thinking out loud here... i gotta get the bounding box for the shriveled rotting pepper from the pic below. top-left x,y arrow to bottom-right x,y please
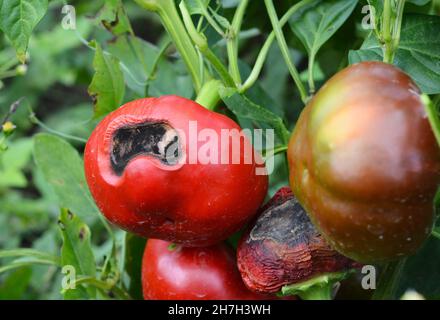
237,187 -> 359,299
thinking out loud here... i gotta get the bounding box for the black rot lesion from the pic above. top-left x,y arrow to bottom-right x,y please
249,196 -> 318,247
78,227 -> 87,241
110,121 -> 182,175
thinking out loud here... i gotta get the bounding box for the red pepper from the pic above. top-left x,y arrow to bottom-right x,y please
84,95 -> 268,246
142,239 -> 280,300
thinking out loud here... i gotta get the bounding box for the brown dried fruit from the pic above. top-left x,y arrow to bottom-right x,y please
237,187 -> 360,296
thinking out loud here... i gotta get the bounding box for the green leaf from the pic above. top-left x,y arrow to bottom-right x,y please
349,14 -> 440,94
367,0 -> 383,15
88,42 -> 125,118
19,17 -> 93,91
373,259 -> 407,300
0,248 -> 58,261
106,35 -> 158,96
433,226 -> 440,239
0,138 -> 33,188
209,7 -> 231,30
33,133 -> 101,224
0,267 -> 32,299
184,0 -> 210,15
0,0 -> 48,62
407,0 -> 431,5
98,0 -> 133,36
219,87 -> 290,145
123,233 -> 146,300
44,103 -> 96,145
289,0 -> 358,63
106,35 -> 193,98
58,209 -> 96,300
394,236 -> 440,299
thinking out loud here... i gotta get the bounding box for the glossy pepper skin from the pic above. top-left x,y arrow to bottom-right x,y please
288,62 -> 440,263
142,239 -> 277,300
84,95 -> 267,246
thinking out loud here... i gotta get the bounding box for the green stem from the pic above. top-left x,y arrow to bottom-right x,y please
264,0 -> 308,103
422,94 -> 440,147
382,0 -> 405,64
373,258 -> 407,300
135,0 -> 209,93
0,259 -> 59,274
29,111 -> 88,144
393,0 -> 406,51
263,145 -> 288,160
180,1 -> 236,88
227,0 -> 249,86
308,53 -> 316,94
202,4 -> 226,37
146,39 -> 172,95
71,276 -> 132,300
195,79 -> 222,110
241,0 -> 313,95
382,0 -> 393,63
203,48 -> 236,87
148,39 -> 172,81
0,249 -> 60,265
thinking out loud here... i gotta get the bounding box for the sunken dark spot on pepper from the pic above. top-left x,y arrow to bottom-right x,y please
110,121 -> 182,175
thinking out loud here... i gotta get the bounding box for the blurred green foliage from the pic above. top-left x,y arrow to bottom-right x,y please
0,0 -> 439,300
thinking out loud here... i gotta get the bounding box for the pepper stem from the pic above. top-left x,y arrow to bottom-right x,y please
195,80 -> 222,110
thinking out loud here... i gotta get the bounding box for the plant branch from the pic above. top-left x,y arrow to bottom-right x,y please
264,0 -> 308,103
393,0 -> 406,51
70,276 -> 132,300
263,145 -> 288,160
180,1 -> 236,88
227,0 -> 249,86
29,111 -> 88,144
382,0 -> 406,64
241,0 -> 313,94
201,3 -> 226,37
308,53 -> 317,94
135,0 -> 210,93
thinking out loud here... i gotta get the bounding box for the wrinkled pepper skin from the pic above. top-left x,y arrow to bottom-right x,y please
142,239 -> 277,300
85,96 -> 267,246
288,62 -> 440,263
237,187 -> 358,294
